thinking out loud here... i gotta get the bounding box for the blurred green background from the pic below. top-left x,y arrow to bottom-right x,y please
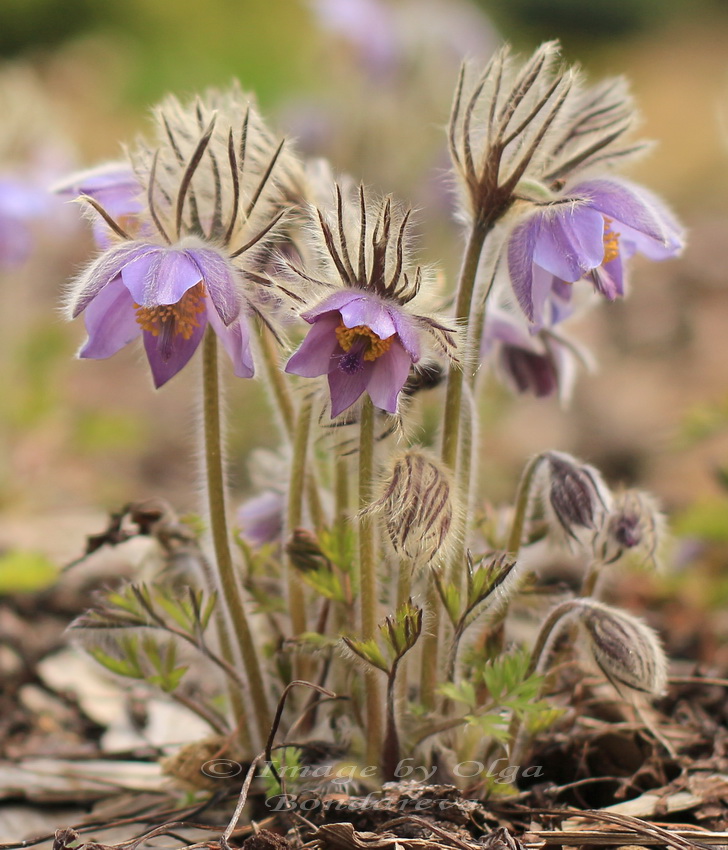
1,0 -> 728,572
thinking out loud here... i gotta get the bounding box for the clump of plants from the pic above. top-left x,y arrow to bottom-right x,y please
62,41 -> 683,819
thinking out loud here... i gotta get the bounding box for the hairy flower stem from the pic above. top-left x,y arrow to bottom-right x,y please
334,453 -> 353,626
441,218 -> 489,473
481,453 -> 548,660
508,453 -> 547,553
287,397 -> 314,680
257,323 -> 325,529
508,599 -> 579,765
581,560 -> 602,598
202,329 -> 272,747
382,665 -> 402,780
395,559 -> 413,706
359,396 -> 384,766
420,219 -> 489,708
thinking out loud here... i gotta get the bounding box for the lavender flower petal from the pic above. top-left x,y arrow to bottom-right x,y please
70,241 -> 159,318
508,217 -> 544,323
285,313 -> 343,377
143,316 -> 207,388
367,340 -> 412,412
121,248 -> 204,306
572,178 -> 674,247
188,247 -> 240,326
328,360 -> 374,417
301,289 -> 365,322
206,304 -> 255,378
531,205 -> 605,282
338,296 -> 397,339
237,490 -> 285,546
0,214 -> 32,267
54,162 -> 142,217
79,276 -> 140,359
389,309 -> 422,361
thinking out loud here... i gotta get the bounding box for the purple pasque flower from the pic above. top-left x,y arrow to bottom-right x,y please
0,176 -> 51,268
287,289 -> 423,417
237,489 -> 285,547
508,177 -> 685,326
481,307 -> 591,404
284,186 -> 457,418
70,236 -> 254,387
481,306 -> 589,403
66,89 -> 299,387
54,162 -> 145,249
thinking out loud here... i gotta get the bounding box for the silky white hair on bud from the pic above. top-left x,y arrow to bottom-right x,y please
368,449 -> 458,567
577,599 -> 667,698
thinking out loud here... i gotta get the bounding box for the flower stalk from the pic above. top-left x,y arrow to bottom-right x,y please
202,328 -> 272,746
358,395 -> 383,765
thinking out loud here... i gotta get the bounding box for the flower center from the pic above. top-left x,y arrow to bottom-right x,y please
134,283 -> 206,341
602,217 -> 620,264
335,321 -> 395,362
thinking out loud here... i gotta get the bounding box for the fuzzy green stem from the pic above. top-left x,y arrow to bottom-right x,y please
359,396 -> 383,766
334,452 -> 353,618
418,575 -> 441,709
287,397 -> 313,634
482,453 -> 548,661
258,323 -> 295,433
395,559 -> 413,706
197,569 -> 253,751
382,666 -> 401,781
508,598 -> 581,765
580,559 -> 602,598
257,323 -> 325,529
202,329 -> 272,746
421,221 -> 488,708
507,453 -> 547,553
441,218 -> 489,472
287,397 -> 315,682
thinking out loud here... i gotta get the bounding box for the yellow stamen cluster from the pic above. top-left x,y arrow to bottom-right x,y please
335,321 -> 395,362
135,283 -> 206,340
602,217 -> 621,264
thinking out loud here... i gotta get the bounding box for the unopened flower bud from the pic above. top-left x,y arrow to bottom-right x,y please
542,451 -> 611,541
370,450 -> 455,564
286,528 -> 330,573
578,600 -> 667,697
594,490 -> 665,567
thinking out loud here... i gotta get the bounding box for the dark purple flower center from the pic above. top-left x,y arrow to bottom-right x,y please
339,346 -> 366,374
502,345 -> 557,398
334,320 -> 395,374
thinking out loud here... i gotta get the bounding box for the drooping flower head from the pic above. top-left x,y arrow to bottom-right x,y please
481,306 -> 592,403
507,177 -> 684,326
65,87 -> 301,387
448,43 -> 684,326
54,162 -> 145,249
284,185 -> 457,418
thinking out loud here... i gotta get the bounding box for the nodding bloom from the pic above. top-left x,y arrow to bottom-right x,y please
284,186 -> 458,418
237,490 -> 285,547
534,451 -> 612,544
593,489 -> 665,568
65,88 -> 300,387
481,307 -> 592,403
54,162 -> 145,249
507,177 -> 685,326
